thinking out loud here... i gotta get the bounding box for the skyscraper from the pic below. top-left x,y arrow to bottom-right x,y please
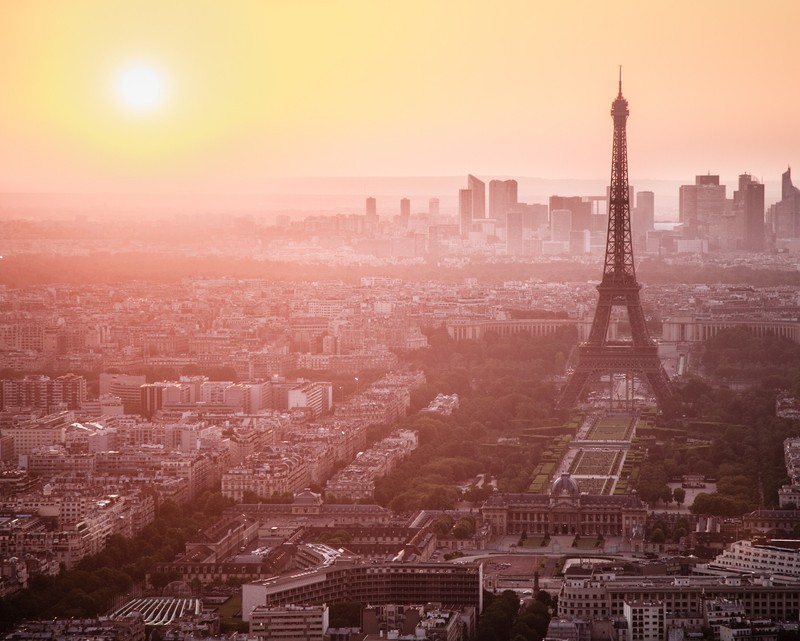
428,198 -> 440,219
784,167 -> 800,202
366,197 -> 377,218
514,203 -> 549,232
767,167 -> 800,240
549,195 -> 592,232
679,175 -> 726,239
365,196 -> 379,234
550,209 -> 572,242
506,210 -> 523,255
633,191 -> 655,249
635,191 -> 655,231
399,197 -> 410,224
489,179 -> 518,221
459,189 -> 473,237
467,174 -> 485,220
735,173 -> 764,251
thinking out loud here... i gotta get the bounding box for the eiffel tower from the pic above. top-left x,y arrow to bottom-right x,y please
557,72 -> 673,411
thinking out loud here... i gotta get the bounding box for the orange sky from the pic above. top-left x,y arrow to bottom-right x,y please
0,0 -> 798,193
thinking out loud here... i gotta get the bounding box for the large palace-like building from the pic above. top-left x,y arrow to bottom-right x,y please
481,473 -> 647,540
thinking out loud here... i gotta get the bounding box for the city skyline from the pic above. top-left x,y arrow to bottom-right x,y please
0,0 -> 798,198
4,8 -> 800,630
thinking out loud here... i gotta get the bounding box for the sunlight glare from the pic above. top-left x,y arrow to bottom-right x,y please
114,63 -> 166,115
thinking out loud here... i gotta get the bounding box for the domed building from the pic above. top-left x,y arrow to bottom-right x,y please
551,472 -> 581,498
481,472 -> 646,539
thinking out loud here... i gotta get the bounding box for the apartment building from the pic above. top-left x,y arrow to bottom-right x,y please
0,374 -> 87,412
242,561 -> 482,622
624,600 -> 665,641
2,616 -> 145,641
249,604 -> 329,641
288,381 -> 333,417
701,539 -> 800,578
558,571 -> 800,621
222,449 -> 311,502
2,411 -> 75,456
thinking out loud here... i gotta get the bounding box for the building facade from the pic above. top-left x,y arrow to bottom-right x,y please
249,604 -> 329,641
481,474 -> 647,539
242,562 -> 482,622
679,174 -> 726,240
558,572 -> 800,621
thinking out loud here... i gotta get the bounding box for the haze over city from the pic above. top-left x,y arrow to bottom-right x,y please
4,2 -> 800,641
0,0 -> 797,212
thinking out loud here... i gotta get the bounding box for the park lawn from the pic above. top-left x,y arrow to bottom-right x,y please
573,538 -> 601,549
588,416 -> 633,440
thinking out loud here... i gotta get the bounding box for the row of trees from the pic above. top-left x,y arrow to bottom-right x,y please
703,327 -> 800,391
635,326 -> 800,516
476,590 -> 552,641
376,327 -> 578,511
647,516 -> 692,544
431,514 -> 477,539
638,258 -> 800,288
11,249 -> 800,289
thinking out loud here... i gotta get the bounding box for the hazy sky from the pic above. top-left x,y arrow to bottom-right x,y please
1,0 -> 798,193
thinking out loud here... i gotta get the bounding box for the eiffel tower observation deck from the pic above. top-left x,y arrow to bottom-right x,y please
557,72 -> 674,411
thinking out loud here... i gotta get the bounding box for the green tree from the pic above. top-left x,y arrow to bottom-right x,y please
453,516 -> 476,539
432,515 -> 454,537
518,600 -> 551,639
329,602 -> 362,627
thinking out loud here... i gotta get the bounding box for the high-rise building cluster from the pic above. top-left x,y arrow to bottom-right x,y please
452,174 -> 659,258
768,167 -> 800,246
678,172 -> 765,252
335,168 -> 800,261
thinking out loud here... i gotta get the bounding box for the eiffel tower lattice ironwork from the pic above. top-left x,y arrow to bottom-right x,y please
557,72 -> 673,410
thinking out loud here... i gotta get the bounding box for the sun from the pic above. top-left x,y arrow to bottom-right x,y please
114,63 -> 167,115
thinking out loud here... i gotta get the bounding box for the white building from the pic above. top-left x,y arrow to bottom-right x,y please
249,604 -> 329,641
624,600 -> 665,641
702,539 -> 800,578
287,382 -> 333,417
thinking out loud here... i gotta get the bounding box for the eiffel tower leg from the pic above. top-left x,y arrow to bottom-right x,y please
588,296 -> 613,345
557,369 -> 592,410
645,367 -> 674,409
626,292 -> 651,346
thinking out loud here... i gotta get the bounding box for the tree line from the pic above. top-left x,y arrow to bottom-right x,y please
635,327 -> 800,516
376,327 -> 576,511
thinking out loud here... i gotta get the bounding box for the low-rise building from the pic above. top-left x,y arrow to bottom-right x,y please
743,510 -> 800,537
3,615 -> 145,641
482,473 -> 647,540
719,620 -> 778,641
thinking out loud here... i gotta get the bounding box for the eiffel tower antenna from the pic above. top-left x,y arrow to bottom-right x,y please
557,75 -> 673,411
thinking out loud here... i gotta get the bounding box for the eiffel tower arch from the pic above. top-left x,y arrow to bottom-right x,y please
557,72 -> 673,411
